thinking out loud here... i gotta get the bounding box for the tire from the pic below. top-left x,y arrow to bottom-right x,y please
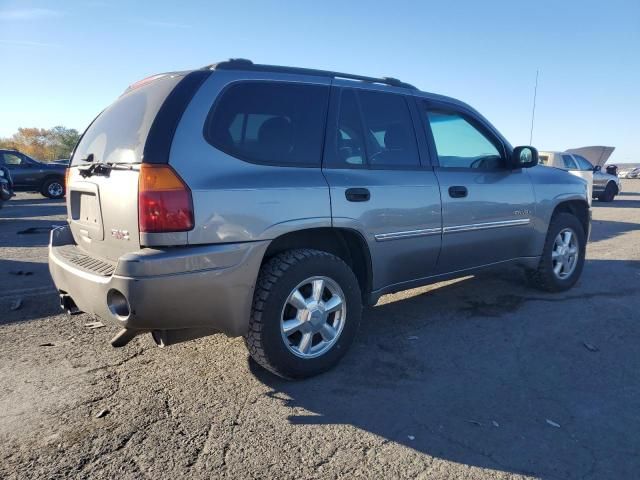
527,212 -> 586,292
598,182 -> 616,202
41,178 -> 65,199
245,249 -> 362,379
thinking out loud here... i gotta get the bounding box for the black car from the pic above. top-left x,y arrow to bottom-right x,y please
0,149 -> 67,199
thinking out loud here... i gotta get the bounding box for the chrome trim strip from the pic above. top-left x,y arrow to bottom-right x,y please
375,227 -> 442,242
443,218 -> 530,234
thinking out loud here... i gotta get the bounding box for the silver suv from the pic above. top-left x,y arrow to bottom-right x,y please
49,60 -> 590,378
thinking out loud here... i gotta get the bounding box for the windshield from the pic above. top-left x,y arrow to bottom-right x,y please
72,74 -> 183,166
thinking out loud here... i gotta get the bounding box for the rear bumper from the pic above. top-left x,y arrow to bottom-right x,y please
48,225 -> 268,337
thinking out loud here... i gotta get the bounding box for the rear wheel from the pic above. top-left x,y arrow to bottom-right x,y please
527,213 -> 586,292
245,249 -> 362,379
598,182 -> 617,202
42,178 -> 65,199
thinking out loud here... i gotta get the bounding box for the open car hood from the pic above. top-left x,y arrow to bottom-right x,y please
566,146 -> 615,167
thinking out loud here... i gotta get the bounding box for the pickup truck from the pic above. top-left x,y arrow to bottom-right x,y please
0,149 -> 67,199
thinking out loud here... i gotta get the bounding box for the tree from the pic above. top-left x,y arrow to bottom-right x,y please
0,126 -> 80,161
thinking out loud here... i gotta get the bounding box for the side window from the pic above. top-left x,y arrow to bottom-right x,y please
425,110 -> 504,169
205,82 -> 329,167
3,153 -> 23,166
574,155 -> 594,171
332,89 -> 419,168
561,155 -> 578,170
357,90 -> 420,168
538,155 -> 550,165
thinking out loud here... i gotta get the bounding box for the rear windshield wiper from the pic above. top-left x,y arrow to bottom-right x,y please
78,162 -> 139,178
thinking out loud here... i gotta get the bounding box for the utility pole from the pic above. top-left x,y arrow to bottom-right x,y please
529,69 -> 539,145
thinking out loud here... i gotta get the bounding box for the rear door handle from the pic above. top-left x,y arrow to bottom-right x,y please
345,188 -> 370,202
448,186 -> 468,198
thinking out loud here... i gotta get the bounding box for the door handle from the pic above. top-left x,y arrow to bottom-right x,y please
345,188 -> 370,202
448,186 -> 468,198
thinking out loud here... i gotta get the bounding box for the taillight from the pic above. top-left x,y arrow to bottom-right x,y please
64,167 -> 70,187
138,164 -> 194,233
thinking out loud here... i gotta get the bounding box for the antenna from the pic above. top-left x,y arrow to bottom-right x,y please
529,69 -> 539,144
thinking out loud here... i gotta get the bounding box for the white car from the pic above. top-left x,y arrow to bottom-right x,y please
539,150 -> 621,202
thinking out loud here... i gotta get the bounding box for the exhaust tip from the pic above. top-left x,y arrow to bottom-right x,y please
107,289 -> 130,321
59,293 -> 80,315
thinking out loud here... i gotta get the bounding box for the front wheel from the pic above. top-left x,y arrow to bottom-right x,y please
527,212 -> 586,292
245,249 -> 362,379
42,178 -> 65,199
598,182 -> 617,202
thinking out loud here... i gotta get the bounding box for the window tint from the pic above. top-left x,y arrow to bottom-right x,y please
573,154 -> 594,171
358,90 -> 419,168
561,155 -> 578,170
426,110 -> 503,169
206,82 -> 329,167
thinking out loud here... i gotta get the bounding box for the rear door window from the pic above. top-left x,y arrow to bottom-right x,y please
329,88 -> 420,169
358,90 -> 420,168
205,82 -> 330,167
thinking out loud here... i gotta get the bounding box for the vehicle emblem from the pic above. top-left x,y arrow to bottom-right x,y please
111,229 -> 130,240
513,209 -> 531,216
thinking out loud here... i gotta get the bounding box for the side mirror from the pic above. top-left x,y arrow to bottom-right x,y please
511,146 -> 538,169
593,165 -> 601,172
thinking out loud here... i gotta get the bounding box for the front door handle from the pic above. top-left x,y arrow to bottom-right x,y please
345,188 -> 370,202
448,186 -> 468,198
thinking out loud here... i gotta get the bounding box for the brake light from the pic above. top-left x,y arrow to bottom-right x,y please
64,167 -> 70,187
138,164 -> 194,233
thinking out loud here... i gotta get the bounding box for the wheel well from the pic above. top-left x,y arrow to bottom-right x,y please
553,200 -> 589,235
262,228 -> 372,300
42,174 -> 64,186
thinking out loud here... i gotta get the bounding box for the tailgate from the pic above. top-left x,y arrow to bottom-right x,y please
67,72 -> 187,263
67,167 -> 140,262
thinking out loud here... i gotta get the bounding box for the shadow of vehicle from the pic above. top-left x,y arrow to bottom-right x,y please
0,219 -> 66,248
592,198 -> 640,209
250,259 -> 640,479
0,259 -> 60,326
0,199 -> 66,220
589,218 -> 640,243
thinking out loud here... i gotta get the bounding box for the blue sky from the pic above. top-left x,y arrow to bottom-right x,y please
1,0 -> 638,162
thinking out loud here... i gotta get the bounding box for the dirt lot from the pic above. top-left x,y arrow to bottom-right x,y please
1,182 -> 639,480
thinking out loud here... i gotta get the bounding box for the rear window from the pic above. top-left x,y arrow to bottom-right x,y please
205,81 -> 330,167
72,74 -> 184,165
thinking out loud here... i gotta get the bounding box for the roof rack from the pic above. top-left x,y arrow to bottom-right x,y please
203,59 -> 417,90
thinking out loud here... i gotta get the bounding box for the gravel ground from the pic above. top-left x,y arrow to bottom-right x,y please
1,182 -> 639,480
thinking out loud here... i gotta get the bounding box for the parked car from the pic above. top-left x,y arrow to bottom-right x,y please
0,149 -> 67,198
0,165 -> 13,208
539,151 -> 621,202
49,60 -> 590,379
618,167 -> 640,179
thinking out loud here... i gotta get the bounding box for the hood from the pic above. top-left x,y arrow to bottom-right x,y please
565,146 -> 615,168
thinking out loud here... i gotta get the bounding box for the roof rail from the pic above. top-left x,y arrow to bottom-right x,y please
203,59 -> 417,89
